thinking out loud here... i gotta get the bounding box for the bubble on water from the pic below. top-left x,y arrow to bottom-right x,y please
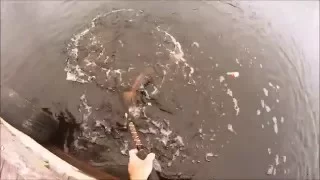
272,117 -> 278,134
276,99 -> 280,103
216,63 -> 219,67
263,88 -> 269,96
261,124 -> 265,128
209,56 -> 213,60
276,85 -> 280,89
260,64 -> 263,68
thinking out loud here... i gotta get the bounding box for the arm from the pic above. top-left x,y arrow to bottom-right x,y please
128,149 -> 155,180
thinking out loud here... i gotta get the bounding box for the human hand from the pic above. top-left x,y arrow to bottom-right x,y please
128,149 -> 155,180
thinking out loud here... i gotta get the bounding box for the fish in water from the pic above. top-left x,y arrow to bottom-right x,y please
122,67 -> 155,108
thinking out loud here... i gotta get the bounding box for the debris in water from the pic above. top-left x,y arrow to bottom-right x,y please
257,109 -> 261,115
226,72 -> 240,78
205,153 -> 218,162
268,148 -> 271,155
272,117 -> 278,134
196,110 -> 200,115
209,56 -> 213,60
216,64 -> 219,67
191,42 -> 200,48
276,85 -> 280,89
276,99 -> 280,103
261,124 -> 264,128
263,88 -> 269,96
227,124 -> 237,135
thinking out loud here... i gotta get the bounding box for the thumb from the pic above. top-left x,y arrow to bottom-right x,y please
145,153 -> 155,164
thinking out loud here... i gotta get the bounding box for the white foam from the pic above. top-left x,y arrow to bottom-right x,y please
280,117 -> 284,123
261,99 -> 265,108
275,154 -> 279,166
227,88 -> 233,97
219,76 -> 225,83
272,117 -> 278,134
128,106 -> 141,119
118,40 -> 124,47
267,165 -> 274,175
205,153 -> 218,162
156,26 -> 195,84
233,98 -> 240,116
263,88 -> 269,96
282,155 -> 287,163
175,136 -> 185,146
120,140 -> 129,155
268,148 -> 271,154
227,124 -> 237,135
265,105 -> 271,112
257,109 -> 261,115
191,42 -> 200,48
235,58 -> 240,64
80,94 -> 92,123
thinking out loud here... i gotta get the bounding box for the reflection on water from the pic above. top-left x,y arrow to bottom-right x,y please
1,1 -> 318,179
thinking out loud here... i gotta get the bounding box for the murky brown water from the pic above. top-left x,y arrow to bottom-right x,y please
1,1 -> 319,179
